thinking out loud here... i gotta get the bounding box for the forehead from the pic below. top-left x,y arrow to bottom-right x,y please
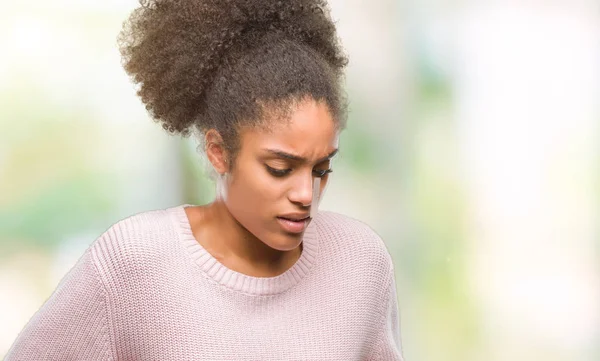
241,100 -> 339,157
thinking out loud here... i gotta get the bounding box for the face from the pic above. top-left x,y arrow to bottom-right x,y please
223,99 -> 339,251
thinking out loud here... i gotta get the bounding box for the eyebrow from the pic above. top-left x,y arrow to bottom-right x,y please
262,148 -> 339,163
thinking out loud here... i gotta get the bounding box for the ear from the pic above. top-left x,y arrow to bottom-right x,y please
205,129 -> 229,175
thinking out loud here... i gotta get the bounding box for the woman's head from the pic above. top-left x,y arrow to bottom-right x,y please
119,0 -> 347,247
208,98 -> 338,249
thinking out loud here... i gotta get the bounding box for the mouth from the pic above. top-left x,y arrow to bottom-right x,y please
277,215 -> 310,222
276,216 -> 310,233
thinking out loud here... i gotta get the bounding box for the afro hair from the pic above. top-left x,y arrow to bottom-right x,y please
118,0 -> 348,156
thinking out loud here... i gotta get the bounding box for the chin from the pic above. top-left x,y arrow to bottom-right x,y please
262,233 -> 303,252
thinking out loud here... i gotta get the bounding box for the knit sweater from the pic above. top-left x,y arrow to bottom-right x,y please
6,204 -> 404,360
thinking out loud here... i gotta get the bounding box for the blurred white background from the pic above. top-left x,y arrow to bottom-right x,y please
1,1 -> 599,360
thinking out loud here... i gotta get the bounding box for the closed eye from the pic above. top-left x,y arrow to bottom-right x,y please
265,165 -> 333,178
313,169 -> 333,178
266,165 -> 291,177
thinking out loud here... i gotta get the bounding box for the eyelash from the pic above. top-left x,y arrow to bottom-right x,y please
266,166 -> 333,178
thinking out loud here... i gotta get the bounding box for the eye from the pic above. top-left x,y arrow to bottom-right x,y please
266,165 -> 291,177
313,169 -> 333,178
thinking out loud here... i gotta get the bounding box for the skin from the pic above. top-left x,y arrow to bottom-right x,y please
184,98 -> 339,277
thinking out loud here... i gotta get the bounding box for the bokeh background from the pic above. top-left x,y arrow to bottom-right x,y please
1,0 -> 599,360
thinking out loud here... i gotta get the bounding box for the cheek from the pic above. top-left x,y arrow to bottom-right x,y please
249,169 -> 287,204
225,169 -> 287,239
227,165 -> 284,215
253,172 -> 281,200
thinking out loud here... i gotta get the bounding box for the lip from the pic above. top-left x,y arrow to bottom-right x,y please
279,212 -> 310,221
277,217 -> 309,234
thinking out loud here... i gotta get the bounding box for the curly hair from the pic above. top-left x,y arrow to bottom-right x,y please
118,0 -> 348,161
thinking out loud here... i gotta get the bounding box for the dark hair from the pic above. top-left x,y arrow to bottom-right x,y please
118,0 -> 348,161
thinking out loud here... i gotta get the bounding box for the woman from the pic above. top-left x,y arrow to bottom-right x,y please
6,0 -> 403,359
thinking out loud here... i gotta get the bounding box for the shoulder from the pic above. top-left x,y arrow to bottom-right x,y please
87,205 -> 182,273
313,210 -> 395,272
95,207 -> 176,245
313,210 -> 388,251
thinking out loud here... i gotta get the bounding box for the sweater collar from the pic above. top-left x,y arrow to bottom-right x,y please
170,204 -> 319,296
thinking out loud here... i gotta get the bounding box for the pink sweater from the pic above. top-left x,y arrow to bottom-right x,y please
6,204 -> 403,360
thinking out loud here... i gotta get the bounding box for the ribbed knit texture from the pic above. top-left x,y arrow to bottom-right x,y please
6,204 -> 404,360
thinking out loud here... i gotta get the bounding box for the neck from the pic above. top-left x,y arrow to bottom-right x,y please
186,200 -> 302,277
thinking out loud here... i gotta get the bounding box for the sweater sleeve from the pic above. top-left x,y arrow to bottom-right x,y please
368,270 -> 404,361
5,247 -> 115,361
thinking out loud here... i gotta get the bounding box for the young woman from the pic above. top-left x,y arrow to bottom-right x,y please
6,0 -> 404,359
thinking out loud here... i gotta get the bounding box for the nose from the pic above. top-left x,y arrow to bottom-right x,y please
288,172 -> 314,207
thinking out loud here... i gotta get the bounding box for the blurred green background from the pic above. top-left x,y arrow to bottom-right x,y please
1,1 -> 599,360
